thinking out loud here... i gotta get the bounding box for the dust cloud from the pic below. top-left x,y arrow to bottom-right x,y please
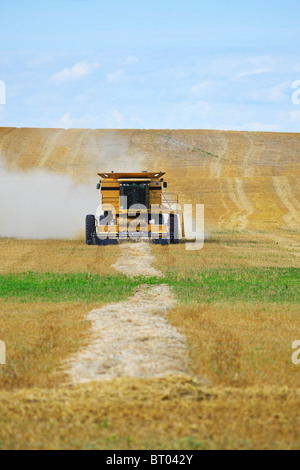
0,157 -> 98,240
0,132 -> 149,240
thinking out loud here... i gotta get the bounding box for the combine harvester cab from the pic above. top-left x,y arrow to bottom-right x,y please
85,171 -> 184,246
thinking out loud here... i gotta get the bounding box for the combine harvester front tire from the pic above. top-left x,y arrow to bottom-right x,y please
85,214 -> 96,245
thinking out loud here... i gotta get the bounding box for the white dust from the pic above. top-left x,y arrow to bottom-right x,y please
0,156 -> 98,239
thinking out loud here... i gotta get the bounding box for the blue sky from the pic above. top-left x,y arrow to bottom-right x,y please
0,0 -> 300,131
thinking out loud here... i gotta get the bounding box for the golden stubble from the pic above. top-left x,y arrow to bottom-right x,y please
0,301 -> 99,390
0,377 -> 299,450
0,239 -> 119,275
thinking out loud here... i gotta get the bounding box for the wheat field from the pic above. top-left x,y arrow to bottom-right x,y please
0,127 -> 299,450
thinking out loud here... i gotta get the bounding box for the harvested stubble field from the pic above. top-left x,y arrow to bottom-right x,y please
0,128 -> 299,450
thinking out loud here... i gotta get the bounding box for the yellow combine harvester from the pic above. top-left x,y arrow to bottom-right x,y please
85,171 -> 184,245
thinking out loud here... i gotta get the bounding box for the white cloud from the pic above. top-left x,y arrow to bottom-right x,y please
52,112 -> 74,129
234,68 -> 272,80
166,101 -> 212,128
191,81 -> 215,95
243,82 -> 290,103
232,122 -> 279,132
106,109 -> 124,127
106,70 -> 124,83
130,117 -> 143,126
51,112 -> 100,129
122,56 -> 138,65
29,55 -> 53,66
49,61 -> 99,84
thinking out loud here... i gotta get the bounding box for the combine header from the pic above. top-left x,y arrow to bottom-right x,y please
86,171 -> 184,245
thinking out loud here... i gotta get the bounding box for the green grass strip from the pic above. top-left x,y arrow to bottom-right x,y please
0,268 -> 298,304
164,267 -> 300,304
0,272 -> 158,303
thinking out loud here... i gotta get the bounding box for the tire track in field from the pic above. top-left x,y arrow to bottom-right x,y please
217,133 -> 253,229
213,133 -> 231,229
226,178 -> 254,230
273,176 -> 300,228
36,130 -> 66,169
65,241 -> 190,384
67,130 -> 95,179
243,133 -> 255,177
209,131 -> 227,179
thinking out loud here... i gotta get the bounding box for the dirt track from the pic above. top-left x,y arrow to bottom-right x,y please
66,241 -> 189,384
0,127 -> 299,232
112,240 -> 162,277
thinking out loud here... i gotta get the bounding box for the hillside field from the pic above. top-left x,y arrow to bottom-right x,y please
0,127 -> 299,450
